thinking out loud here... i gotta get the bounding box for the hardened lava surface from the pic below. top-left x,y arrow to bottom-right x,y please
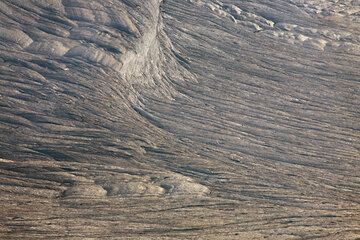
0,0 -> 359,239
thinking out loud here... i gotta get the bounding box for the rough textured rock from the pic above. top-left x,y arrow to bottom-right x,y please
0,0 -> 359,239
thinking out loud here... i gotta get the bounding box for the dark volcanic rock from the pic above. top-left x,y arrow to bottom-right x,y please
0,0 -> 359,239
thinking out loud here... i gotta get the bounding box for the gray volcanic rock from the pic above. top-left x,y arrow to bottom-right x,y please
1,0 -> 359,239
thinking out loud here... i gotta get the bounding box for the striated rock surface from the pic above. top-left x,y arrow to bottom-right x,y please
0,0 -> 359,239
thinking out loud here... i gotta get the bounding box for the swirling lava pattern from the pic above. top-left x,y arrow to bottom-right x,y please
0,0 -> 359,239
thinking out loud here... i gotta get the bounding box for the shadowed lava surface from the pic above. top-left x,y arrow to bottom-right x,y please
0,0 -> 360,239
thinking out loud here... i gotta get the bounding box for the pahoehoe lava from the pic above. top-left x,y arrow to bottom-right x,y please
0,0 -> 360,239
